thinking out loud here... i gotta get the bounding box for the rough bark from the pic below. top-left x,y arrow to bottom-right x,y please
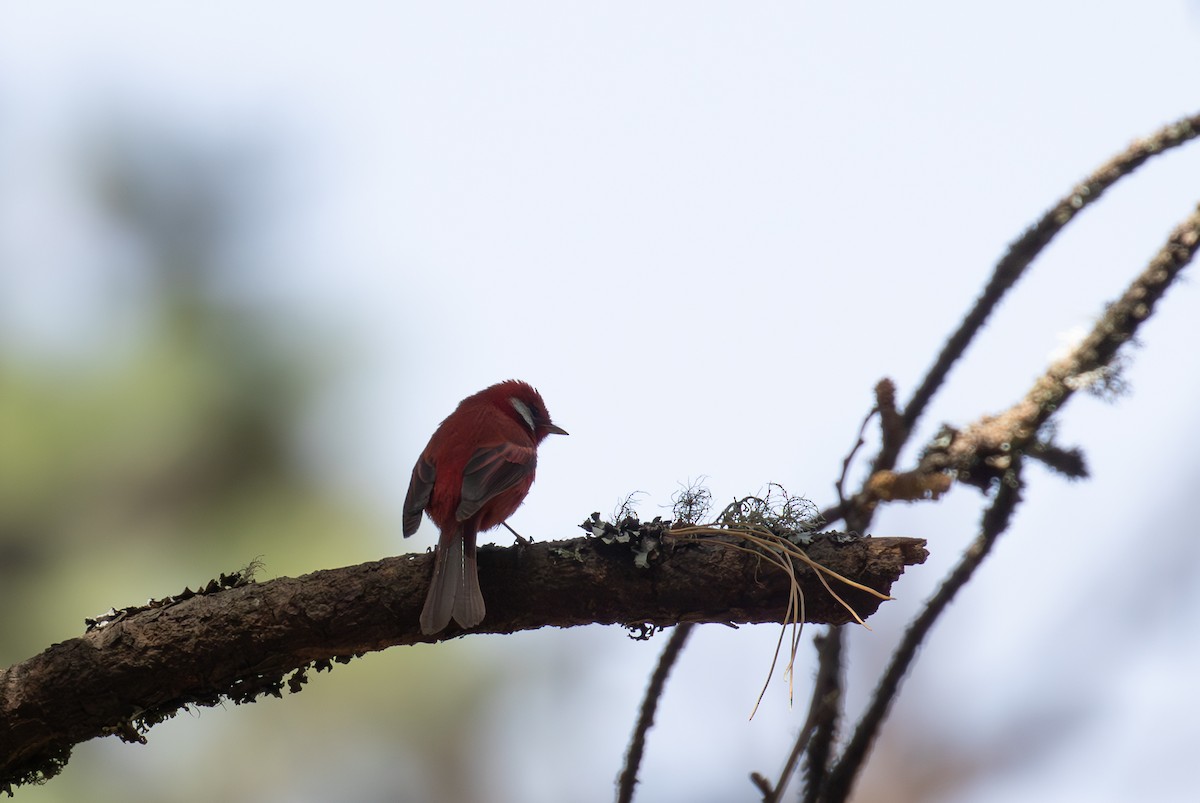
0,531 -> 926,790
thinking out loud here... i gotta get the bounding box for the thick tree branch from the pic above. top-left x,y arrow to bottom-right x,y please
0,532 -> 926,790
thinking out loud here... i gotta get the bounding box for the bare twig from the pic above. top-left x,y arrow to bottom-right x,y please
820,461 -> 1025,802
617,623 -> 695,803
799,628 -> 845,803
833,397 -> 879,516
875,378 -> 905,462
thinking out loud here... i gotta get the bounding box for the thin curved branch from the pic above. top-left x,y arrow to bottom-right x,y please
820,460 -> 1024,802
896,111 -> 1200,468
820,114 -> 1200,527
921,200 -> 1200,487
797,628 -> 844,803
616,622 -> 695,803
820,118 -> 1200,523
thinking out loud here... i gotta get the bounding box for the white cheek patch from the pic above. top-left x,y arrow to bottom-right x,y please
510,397 -> 536,431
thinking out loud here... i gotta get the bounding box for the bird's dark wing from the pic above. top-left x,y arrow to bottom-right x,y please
402,455 -> 437,537
456,442 -> 537,522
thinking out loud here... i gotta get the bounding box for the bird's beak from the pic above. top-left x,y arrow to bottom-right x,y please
546,423 -> 569,436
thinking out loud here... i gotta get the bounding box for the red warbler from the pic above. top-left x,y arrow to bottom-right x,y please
403,380 -> 566,634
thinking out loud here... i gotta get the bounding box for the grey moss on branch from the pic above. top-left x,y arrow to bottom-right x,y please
0,529 -> 926,793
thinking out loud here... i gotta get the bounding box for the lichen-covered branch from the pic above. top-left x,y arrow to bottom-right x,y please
898,112 -> 1200,451
920,201 -> 1200,489
0,531 -> 926,792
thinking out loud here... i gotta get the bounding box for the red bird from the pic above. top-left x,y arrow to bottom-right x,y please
403,380 -> 567,634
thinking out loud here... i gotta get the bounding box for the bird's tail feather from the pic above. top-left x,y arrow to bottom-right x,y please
420,527 -> 485,634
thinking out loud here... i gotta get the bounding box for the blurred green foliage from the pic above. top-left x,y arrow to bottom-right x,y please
0,121 -> 509,803
0,125 -> 383,662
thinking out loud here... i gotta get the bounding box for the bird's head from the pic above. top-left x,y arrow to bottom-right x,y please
489,379 -> 568,443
